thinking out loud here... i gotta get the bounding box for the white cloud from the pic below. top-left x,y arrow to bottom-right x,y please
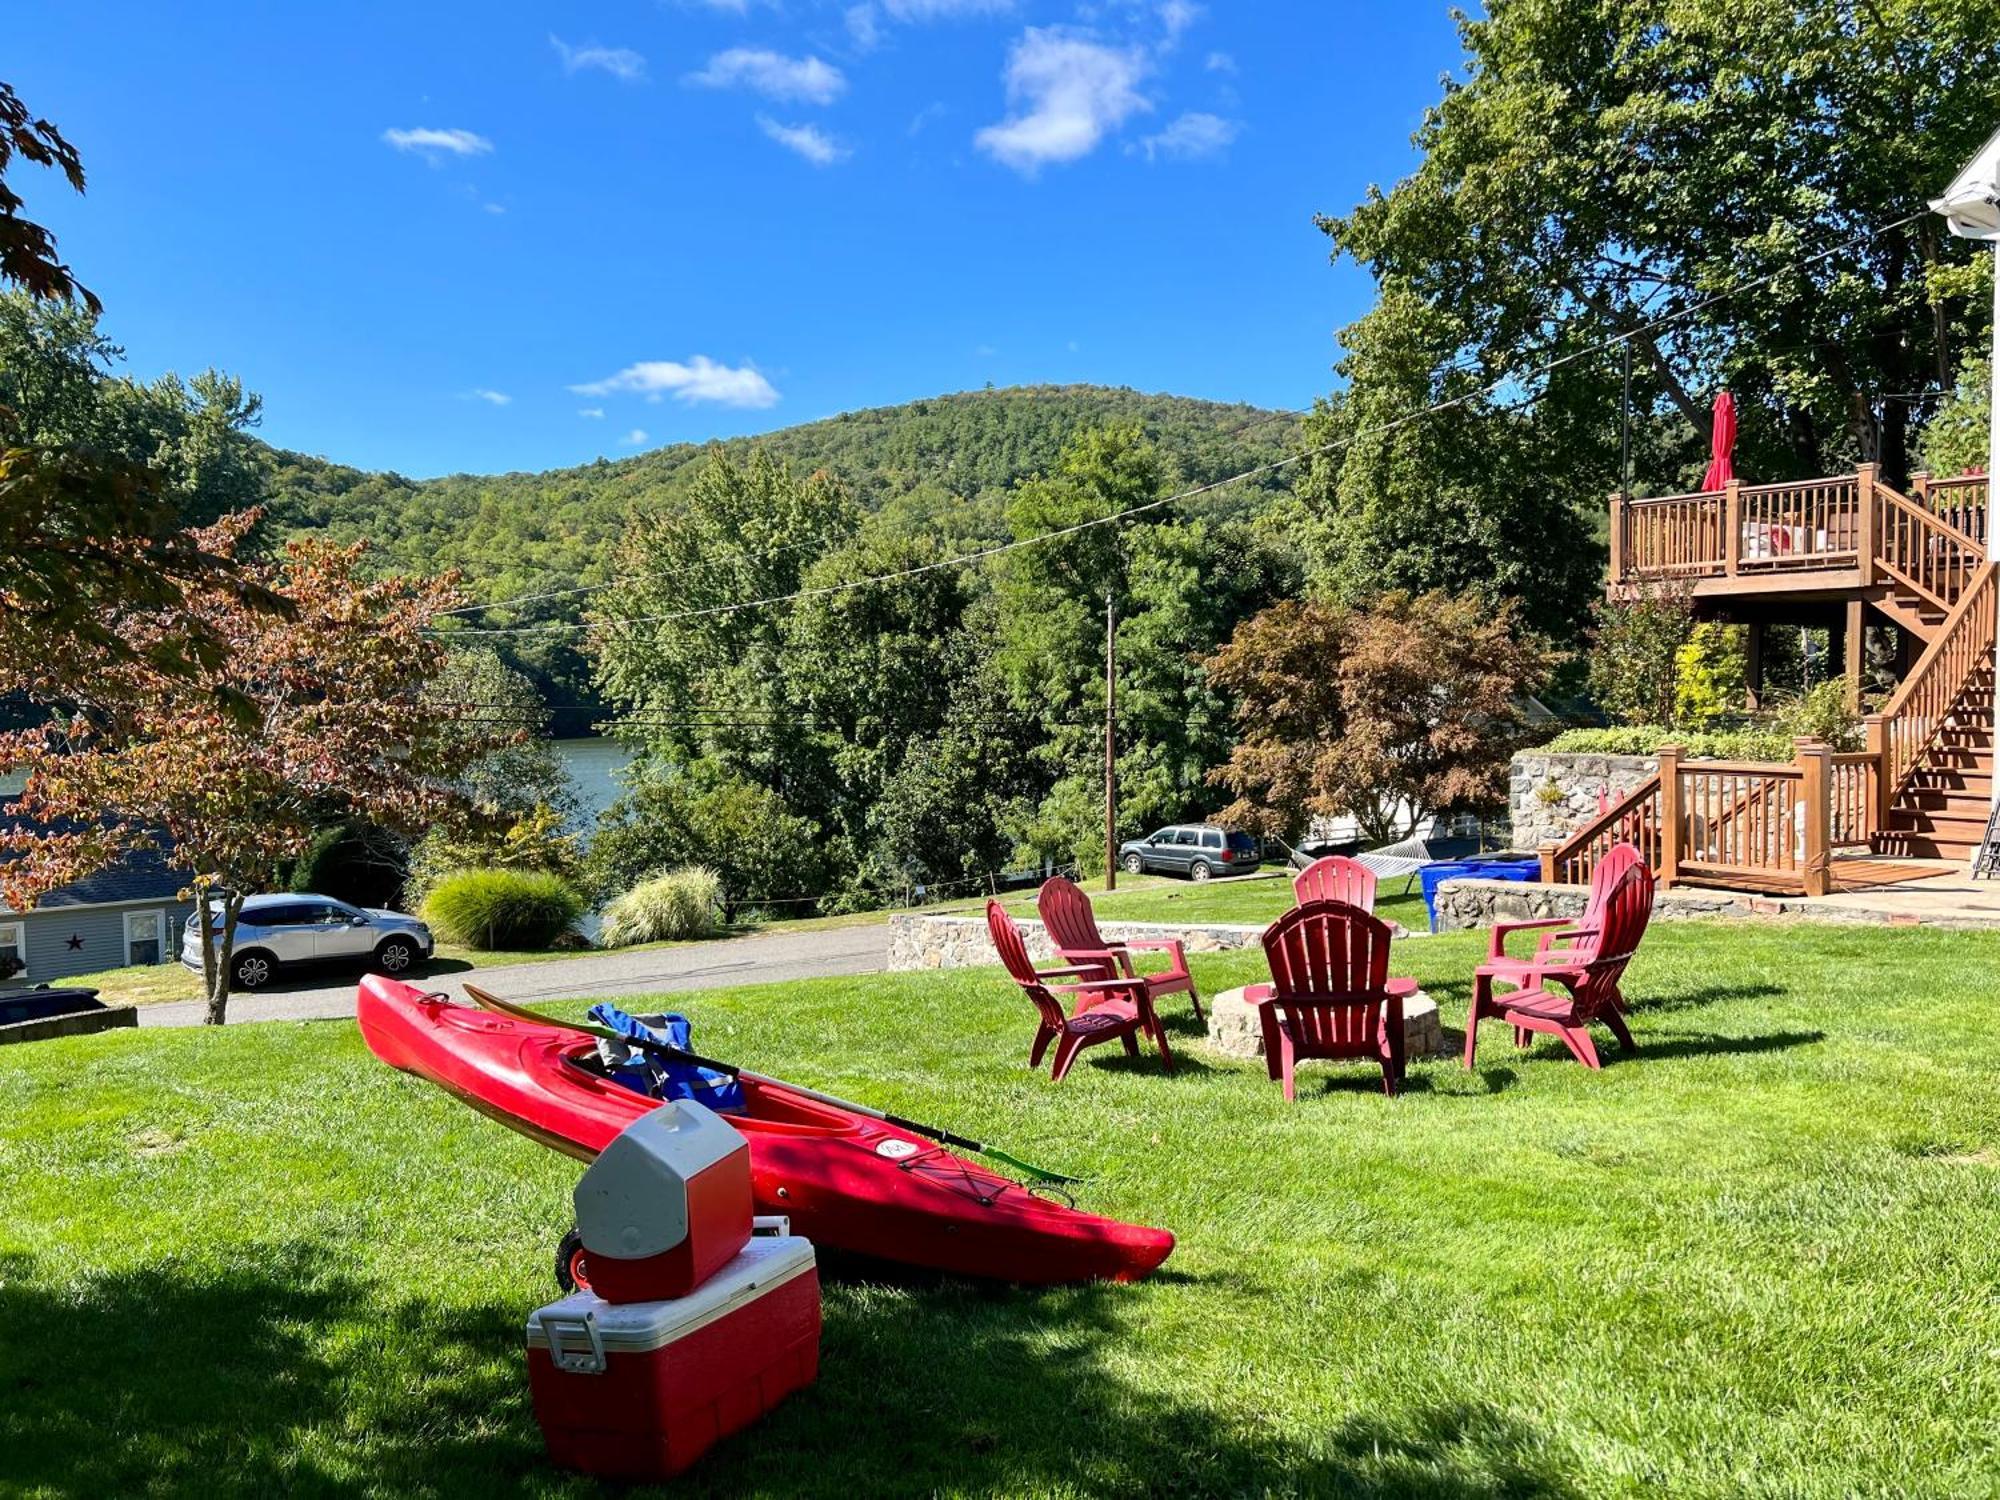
577,407 -> 605,419
1205,49 -> 1236,73
482,201 -> 506,214
382,127 -> 493,160
571,357 -> 781,409
758,116 -> 852,166
884,0 -> 1015,16
908,101 -> 948,136
465,388 -> 512,406
621,429 -> 651,446
1157,0 -> 1201,44
975,29 -> 1149,174
846,4 -> 883,50
551,36 -> 647,83
1137,111 -> 1238,161
690,49 -> 846,104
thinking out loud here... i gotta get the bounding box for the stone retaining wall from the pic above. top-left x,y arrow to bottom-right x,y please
886,914 -> 1268,971
1509,751 -> 1659,850
1433,876 -> 1770,932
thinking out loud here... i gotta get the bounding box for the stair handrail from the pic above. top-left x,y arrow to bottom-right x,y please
1873,562 -> 1999,800
1872,481 -> 1986,611
1540,774 -> 1662,885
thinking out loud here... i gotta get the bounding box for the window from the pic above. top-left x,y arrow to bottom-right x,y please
1227,832 -> 1259,853
1146,828 -> 1174,844
124,910 -> 167,967
1172,830 -> 1198,846
0,920 -> 24,980
1201,831 -> 1222,850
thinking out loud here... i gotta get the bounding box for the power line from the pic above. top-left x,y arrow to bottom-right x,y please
438,205 -> 1927,644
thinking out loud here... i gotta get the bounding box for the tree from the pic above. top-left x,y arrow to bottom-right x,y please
0,80 -> 97,311
0,523 -> 499,1023
1586,585 -> 1696,726
1919,349 -> 1991,477
1206,592 -> 1555,845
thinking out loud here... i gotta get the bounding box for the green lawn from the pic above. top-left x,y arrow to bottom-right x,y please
8,921 -> 1997,1497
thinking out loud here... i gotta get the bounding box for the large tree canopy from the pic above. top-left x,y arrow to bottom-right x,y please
1304,0 -> 2000,636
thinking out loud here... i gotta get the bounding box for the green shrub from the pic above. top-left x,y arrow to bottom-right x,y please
1540,725 -> 1797,761
1672,622 -> 1749,725
406,804 -> 589,907
1772,681 -> 1864,750
420,868 -> 586,951
599,867 -> 725,946
1586,585 -> 1694,725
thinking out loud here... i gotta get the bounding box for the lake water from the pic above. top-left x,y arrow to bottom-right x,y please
551,737 -> 637,837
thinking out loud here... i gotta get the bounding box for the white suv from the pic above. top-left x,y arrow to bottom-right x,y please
182,893 -> 434,990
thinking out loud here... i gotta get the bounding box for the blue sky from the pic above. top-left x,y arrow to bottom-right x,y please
12,2 -> 1461,478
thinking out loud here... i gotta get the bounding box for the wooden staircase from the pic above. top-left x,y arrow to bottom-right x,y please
1877,662 -> 1994,859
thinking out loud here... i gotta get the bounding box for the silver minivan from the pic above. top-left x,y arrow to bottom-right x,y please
181,893 -> 434,990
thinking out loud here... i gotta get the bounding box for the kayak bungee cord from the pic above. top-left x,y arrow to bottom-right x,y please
461,984 -> 1080,1186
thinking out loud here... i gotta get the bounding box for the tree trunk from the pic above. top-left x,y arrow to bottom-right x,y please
202,888 -> 243,1027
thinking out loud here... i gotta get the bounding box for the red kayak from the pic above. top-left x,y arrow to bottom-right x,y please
356,976 -> 1174,1285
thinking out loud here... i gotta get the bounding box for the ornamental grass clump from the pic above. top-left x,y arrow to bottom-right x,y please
420,868 -> 586,951
599,867 -> 725,946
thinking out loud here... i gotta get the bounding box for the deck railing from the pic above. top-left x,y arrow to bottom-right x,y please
1611,466 -> 1985,609
1866,563 -> 1999,804
1543,740 -> 1846,897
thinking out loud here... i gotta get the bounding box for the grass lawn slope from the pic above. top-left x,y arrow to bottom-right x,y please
5,921 -> 1999,1496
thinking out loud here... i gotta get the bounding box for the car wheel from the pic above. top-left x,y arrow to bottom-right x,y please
1122,853 -> 1144,875
555,1226 -> 592,1294
232,950 -> 276,990
373,937 -> 418,975
1189,860 -> 1212,883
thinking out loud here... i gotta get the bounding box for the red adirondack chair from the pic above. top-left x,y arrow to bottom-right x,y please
1463,858 -> 1656,1071
1291,855 -> 1377,913
1475,842 -> 1645,1010
1037,875 -> 1203,1022
986,900 -> 1173,1081
1248,899 -> 1417,1099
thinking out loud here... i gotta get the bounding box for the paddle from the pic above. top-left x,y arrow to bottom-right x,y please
461,984 -> 1079,1186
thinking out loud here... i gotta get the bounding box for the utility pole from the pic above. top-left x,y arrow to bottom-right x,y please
1104,589 -> 1118,892
1620,340 -> 1633,495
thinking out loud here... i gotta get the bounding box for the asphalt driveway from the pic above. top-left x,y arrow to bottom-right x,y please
138,922 -> 888,1028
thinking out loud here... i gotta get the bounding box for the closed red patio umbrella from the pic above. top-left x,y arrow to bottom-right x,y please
1701,390 -> 1737,492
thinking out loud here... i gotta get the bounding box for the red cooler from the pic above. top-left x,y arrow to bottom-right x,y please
573,1097 -> 753,1303
526,1235 -> 821,1482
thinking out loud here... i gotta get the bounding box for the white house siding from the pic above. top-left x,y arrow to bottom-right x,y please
8,899 -> 196,985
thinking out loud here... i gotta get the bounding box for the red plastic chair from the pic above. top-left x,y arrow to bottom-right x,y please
1476,843 -> 1645,1012
986,900 -> 1173,1081
1248,899 -> 1416,1099
1037,876 -> 1203,1022
1291,855 -> 1377,913
1463,859 -> 1656,1071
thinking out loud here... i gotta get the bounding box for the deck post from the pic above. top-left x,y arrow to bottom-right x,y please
1656,745 -> 1683,888
1855,462 -> 1879,585
1843,597 -> 1866,710
1539,840 -> 1559,884
1608,491 -> 1627,584
1796,737 -> 1832,898
1723,479 -> 1742,576
1862,712 -> 1891,838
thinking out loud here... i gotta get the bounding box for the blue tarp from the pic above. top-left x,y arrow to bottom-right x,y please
1420,857 -> 1541,933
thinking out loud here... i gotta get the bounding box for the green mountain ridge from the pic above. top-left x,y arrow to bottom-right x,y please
267,384 -> 1302,608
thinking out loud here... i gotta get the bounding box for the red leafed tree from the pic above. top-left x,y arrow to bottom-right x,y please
0,516 -> 501,1023
1205,591 -> 1555,846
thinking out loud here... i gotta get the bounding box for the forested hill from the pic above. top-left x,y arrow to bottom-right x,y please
265,385 -> 1302,612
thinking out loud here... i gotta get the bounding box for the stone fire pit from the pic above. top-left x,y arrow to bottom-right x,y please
1206,984 -> 1447,1062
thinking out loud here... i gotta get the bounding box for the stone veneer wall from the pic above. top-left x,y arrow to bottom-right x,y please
886,914 -> 1268,971
1509,751 -> 1660,850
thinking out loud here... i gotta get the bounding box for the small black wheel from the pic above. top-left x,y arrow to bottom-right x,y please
555,1226 -> 592,1294
232,949 -> 276,990
374,937 -> 418,975
1189,860 -> 1212,883
1122,853 -> 1144,875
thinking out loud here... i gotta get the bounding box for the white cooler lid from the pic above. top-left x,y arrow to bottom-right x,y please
528,1235 -> 816,1354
